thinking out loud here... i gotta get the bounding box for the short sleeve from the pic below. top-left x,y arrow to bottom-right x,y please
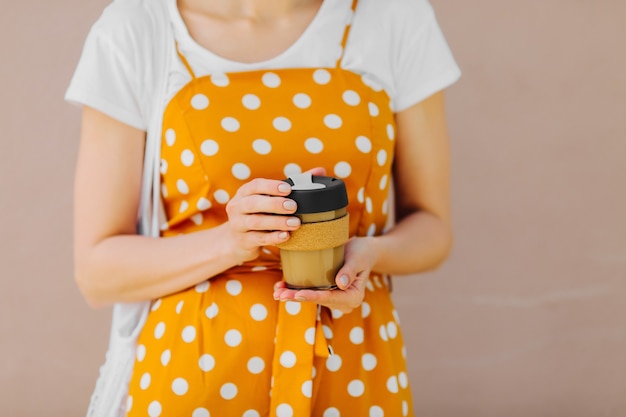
65,14 -> 146,130
391,3 -> 461,111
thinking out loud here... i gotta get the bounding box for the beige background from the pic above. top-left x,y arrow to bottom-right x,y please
1,0 -> 625,416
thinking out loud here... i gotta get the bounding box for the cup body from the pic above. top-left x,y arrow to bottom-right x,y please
280,208 -> 347,289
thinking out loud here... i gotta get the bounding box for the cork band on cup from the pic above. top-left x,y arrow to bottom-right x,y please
277,214 -> 350,251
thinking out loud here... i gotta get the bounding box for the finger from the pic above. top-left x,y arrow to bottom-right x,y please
240,213 -> 300,232
304,167 -> 327,177
244,230 -> 292,247
237,178 -> 293,198
238,194 -> 297,216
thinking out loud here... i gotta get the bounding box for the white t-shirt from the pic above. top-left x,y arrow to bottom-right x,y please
65,0 -> 460,130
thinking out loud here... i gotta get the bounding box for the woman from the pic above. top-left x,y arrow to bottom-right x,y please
66,0 -> 460,415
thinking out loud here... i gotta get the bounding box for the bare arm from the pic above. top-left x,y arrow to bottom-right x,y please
74,107 -> 300,307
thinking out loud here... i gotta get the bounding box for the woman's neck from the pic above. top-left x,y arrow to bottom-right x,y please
178,0 -> 317,22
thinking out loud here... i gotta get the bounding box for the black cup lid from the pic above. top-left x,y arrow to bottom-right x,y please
283,175 -> 349,214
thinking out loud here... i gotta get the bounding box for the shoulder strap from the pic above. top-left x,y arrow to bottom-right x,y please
335,0 -> 359,67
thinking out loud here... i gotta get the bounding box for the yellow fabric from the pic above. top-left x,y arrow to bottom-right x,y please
126,4 -> 414,416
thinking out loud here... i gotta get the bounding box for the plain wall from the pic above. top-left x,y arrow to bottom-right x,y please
1,0 -> 625,416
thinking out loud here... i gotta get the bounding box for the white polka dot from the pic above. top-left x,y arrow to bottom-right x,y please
304,137 -> 324,154
377,149 -> 388,166
355,136 -> 372,153
151,298 -> 162,312
393,309 -> 401,323
195,280 -> 209,293
136,344 -> 146,362
211,73 -> 229,87
247,357 -> 265,374
361,302 -> 371,318
178,200 -> 189,214
280,351 -> 297,368
366,197 -> 373,214
172,378 -> 189,396
387,321 -> 398,339
232,163 -> 251,180
140,372 -> 151,390
326,354 -> 342,372
192,408 -> 210,417
161,349 -> 171,366
225,329 -> 243,347
176,300 -> 184,314
205,302 -> 219,319
370,406 -> 384,417
214,189 -> 230,204
126,396 -> 133,412
349,327 -> 364,344
191,94 -> 209,110
284,163 -> 302,177
293,93 -> 312,109
197,197 -> 212,211
252,139 -> 272,155
302,380 -> 313,398
285,301 -> 301,315
181,149 -> 194,166
176,179 -> 189,195
367,223 -> 377,237
387,124 -> 395,140
165,129 -> 176,146
313,69 -> 331,85
357,187 -> 365,203
399,372 -> 409,389
182,326 -> 196,343
369,102 -> 380,117
387,375 -> 399,393
324,114 -> 342,129
226,280 -> 243,296
322,325 -> 334,340
252,266 -> 267,272
190,214 -> 204,227
348,380 -> 365,397
343,90 -> 361,106
262,72 -> 281,88
160,159 -> 168,174
242,93 -> 261,110
331,309 -> 344,319
362,353 -> 377,371
273,117 -> 292,132
382,199 -> 389,215
323,408 -> 340,417
154,322 -> 166,339
304,327 -> 316,345
276,404 -> 293,417
379,325 -> 389,341
220,383 -> 238,400
334,161 -> 352,178
402,401 -> 409,416
250,304 -> 268,321
148,401 -> 162,417
199,354 -> 215,372
379,175 -> 389,190
200,139 -> 219,156
221,117 -> 240,132
243,411 -> 260,417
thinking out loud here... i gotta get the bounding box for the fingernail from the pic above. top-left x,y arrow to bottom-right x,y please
283,200 -> 297,210
339,275 -> 349,287
278,231 -> 289,240
295,296 -> 306,302
286,217 -> 300,227
278,183 -> 291,193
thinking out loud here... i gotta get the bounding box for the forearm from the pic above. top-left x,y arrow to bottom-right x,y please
370,210 -> 453,276
75,223 -> 237,306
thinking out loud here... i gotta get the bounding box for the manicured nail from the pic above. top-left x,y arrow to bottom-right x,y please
278,231 -> 289,240
339,275 -> 349,288
295,296 -> 306,302
286,217 -> 300,227
278,183 -> 291,193
283,200 -> 297,210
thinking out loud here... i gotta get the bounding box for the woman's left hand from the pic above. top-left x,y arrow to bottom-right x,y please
273,236 -> 378,314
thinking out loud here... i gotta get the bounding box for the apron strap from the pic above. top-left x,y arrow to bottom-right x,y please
335,0 -> 359,68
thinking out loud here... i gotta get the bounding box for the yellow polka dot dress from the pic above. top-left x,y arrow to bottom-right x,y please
126,2 -> 414,416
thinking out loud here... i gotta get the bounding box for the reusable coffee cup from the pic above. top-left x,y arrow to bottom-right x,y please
277,173 -> 350,290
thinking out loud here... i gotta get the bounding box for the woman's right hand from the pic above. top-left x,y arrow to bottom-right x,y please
224,178 -> 300,263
